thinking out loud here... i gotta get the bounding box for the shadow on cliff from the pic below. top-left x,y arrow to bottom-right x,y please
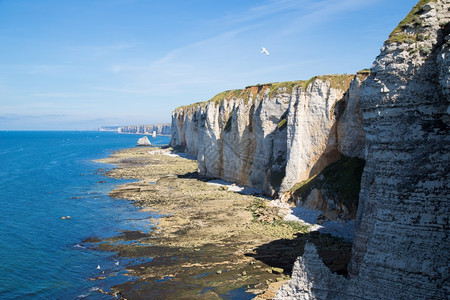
347,21 -> 450,280
246,231 -> 352,276
177,171 -> 199,179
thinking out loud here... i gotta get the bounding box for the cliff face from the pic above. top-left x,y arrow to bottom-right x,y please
171,84 -> 292,195
277,1 -> 449,299
280,75 -> 365,192
118,123 -> 171,135
171,76 -> 365,197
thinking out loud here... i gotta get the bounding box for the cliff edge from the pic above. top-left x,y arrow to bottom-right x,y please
276,0 -> 449,299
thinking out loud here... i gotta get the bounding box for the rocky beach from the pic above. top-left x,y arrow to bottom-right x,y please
93,146 -> 352,299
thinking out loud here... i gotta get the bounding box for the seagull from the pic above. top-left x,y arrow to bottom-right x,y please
96,265 -> 101,270
261,47 -> 270,56
114,259 -> 119,266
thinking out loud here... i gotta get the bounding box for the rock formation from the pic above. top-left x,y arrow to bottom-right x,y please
118,123 -> 171,135
276,0 -> 449,299
171,75 -> 366,198
137,136 -> 151,146
280,75 -> 365,193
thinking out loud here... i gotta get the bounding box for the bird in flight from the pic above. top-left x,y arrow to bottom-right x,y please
261,47 -> 269,56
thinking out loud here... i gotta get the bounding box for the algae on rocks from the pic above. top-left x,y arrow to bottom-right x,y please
94,147 -> 352,299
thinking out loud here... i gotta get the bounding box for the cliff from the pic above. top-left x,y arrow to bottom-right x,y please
276,0 -> 449,299
118,123 -> 171,135
98,126 -> 120,132
171,75 -> 366,202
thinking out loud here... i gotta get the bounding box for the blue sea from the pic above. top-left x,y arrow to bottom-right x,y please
0,131 -> 170,299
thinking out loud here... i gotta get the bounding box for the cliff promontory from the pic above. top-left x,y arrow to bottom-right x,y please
276,0 -> 449,299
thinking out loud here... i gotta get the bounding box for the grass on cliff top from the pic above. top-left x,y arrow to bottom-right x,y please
315,74 -> 354,91
268,75 -> 354,97
388,0 -> 437,44
356,68 -> 370,75
268,80 -> 305,97
175,75 -> 355,112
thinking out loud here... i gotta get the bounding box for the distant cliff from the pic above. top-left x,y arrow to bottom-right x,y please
276,0 -> 449,299
118,124 -> 171,135
98,126 -> 120,132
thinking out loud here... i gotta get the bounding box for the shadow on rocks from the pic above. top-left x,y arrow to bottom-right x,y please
245,231 -> 352,277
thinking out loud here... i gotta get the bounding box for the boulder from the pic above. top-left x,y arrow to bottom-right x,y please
137,136 -> 151,146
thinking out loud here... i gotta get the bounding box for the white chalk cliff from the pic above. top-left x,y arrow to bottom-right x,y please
118,123 -> 171,135
171,75 -> 366,198
276,0 -> 449,299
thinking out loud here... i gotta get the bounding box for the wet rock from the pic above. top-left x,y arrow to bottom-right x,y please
271,267 -> 284,274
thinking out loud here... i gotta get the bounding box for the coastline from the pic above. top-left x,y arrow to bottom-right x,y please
93,146 -> 352,299
116,133 -> 172,137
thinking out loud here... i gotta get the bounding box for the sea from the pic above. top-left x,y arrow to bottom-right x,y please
0,131 -> 170,299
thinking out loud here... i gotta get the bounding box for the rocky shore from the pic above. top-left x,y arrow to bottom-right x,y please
94,146 -> 352,299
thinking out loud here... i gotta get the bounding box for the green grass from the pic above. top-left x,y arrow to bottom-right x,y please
289,174 -> 318,194
268,81 -> 305,97
290,156 -> 366,218
277,111 -> 288,131
277,118 -> 287,131
247,199 -> 310,233
356,69 -> 371,75
272,220 -> 310,233
315,74 -> 354,91
388,0 -> 437,44
209,89 -> 242,105
174,75 -> 356,112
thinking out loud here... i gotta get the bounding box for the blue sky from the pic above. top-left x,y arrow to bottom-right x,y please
0,0 -> 418,130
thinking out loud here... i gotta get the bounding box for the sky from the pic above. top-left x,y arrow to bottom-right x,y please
0,0 -> 418,130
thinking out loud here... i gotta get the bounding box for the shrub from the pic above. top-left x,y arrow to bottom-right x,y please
420,46 -> 432,55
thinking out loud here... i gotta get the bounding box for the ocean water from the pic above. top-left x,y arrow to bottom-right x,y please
0,131 -> 170,299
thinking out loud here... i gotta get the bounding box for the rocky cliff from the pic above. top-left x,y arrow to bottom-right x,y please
118,123 -> 171,135
276,0 -> 449,299
171,75 -> 366,199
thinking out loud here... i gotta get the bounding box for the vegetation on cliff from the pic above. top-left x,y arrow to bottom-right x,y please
388,0 -> 437,44
175,74 -> 356,113
289,156 -> 366,219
